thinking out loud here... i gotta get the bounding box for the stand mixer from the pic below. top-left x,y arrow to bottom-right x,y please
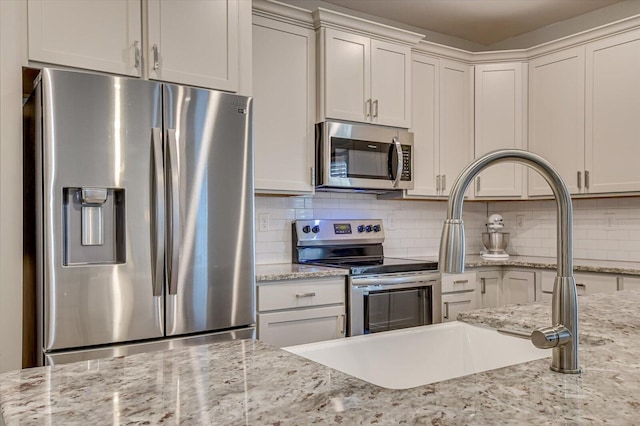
481,214 -> 510,259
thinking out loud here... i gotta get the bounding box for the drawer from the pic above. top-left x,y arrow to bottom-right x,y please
258,276 -> 345,311
442,290 -> 477,322
441,272 -> 476,293
257,305 -> 346,347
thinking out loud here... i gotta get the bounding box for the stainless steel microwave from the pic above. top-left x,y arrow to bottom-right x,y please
315,121 -> 414,191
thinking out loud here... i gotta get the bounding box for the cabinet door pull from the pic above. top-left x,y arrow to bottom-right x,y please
476,176 -> 481,192
310,166 -> 315,186
338,313 -> 346,335
153,44 -> 160,71
481,277 -> 486,294
134,40 -> 141,71
365,99 -> 372,117
373,99 -> 379,118
585,170 -> 590,190
436,175 -> 441,191
296,292 -> 316,298
617,277 -> 623,291
442,175 -> 446,191
443,301 -> 449,319
577,171 -> 582,190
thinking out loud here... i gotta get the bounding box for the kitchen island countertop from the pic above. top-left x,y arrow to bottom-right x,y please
3,290 -> 640,424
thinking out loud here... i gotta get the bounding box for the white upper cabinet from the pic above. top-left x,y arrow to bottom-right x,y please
405,55 -> 473,198
27,0 -> 142,76
252,12 -> 315,194
474,63 -> 526,198
323,29 -> 371,123
27,0 -> 245,92
406,54 -> 439,197
322,28 -> 411,127
439,59 -> 474,197
370,39 -> 412,127
585,28 -> 640,194
148,0 -> 239,91
315,10 -> 423,128
528,47 -> 585,196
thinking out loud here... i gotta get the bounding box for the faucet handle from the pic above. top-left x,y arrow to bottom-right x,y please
497,328 -> 532,340
531,326 -> 571,349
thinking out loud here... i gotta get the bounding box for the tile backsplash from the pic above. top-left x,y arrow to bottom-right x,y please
255,192 -> 487,264
256,194 -> 640,264
490,197 -> 640,262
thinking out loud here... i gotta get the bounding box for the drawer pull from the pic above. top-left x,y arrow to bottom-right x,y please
443,301 -> 449,319
453,280 -> 469,285
576,283 -> 586,288
296,292 -> 316,298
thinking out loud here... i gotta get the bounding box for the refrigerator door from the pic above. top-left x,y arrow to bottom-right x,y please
40,69 -> 164,351
163,84 -> 255,335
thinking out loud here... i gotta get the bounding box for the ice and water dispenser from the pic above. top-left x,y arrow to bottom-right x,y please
63,187 -> 126,265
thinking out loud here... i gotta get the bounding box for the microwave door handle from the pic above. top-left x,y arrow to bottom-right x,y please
392,137 -> 403,187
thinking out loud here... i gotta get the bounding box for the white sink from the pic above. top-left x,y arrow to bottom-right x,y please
284,321 -> 550,389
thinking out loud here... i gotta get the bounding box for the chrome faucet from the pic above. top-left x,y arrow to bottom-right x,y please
439,149 -> 580,374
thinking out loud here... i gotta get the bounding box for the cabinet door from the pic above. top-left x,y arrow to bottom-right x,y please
252,17 -> 315,194
323,28 -> 370,123
476,270 -> 501,308
585,29 -> 640,194
474,63 -> 525,198
28,0 -> 141,76
620,276 -> 640,291
148,0 -> 239,91
406,54 -> 439,197
574,272 -> 618,296
442,291 -> 477,322
501,270 -> 536,304
370,40 -> 411,127
257,305 -> 346,348
528,47 -> 585,196
439,59 -> 474,197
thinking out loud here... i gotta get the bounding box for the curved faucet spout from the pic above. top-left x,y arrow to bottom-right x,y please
439,149 -> 580,374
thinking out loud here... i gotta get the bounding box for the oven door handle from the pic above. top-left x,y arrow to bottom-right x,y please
352,274 -> 439,288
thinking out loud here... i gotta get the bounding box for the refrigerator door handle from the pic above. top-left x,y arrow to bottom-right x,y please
166,128 -> 180,295
151,128 -> 165,297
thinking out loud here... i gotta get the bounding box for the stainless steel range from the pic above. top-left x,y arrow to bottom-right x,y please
292,219 -> 441,336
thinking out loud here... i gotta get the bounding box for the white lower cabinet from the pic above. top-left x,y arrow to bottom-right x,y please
540,270 -> 619,301
441,272 -> 477,322
256,276 -> 346,347
476,269 -> 501,308
501,270 -> 536,304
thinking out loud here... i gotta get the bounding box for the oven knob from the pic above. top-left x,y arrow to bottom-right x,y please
365,225 -> 372,232
312,225 -> 320,233
373,225 -> 381,232
302,225 -> 311,233
357,225 -> 365,233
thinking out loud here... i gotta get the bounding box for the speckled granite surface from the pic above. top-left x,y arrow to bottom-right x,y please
255,263 -> 349,282
3,290 -> 640,424
464,254 -> 640,275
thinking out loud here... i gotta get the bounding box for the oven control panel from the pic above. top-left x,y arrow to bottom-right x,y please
293,219 -> 384,246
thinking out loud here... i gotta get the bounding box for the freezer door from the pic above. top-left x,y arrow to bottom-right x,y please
39,69 -> 164,351
163,84 -> 255,335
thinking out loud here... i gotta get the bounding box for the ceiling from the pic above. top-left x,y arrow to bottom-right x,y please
321,0 -> 622,46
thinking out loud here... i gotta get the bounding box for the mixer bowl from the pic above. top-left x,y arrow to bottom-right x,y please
482,232 -> 510,253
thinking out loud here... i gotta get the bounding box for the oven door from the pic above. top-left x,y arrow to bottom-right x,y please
349,272 -> 442,336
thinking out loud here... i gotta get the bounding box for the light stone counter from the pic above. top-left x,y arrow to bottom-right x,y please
3,290 -> 640,424
255,263 -> 349,282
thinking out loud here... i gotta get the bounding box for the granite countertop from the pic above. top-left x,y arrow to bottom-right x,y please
408,254 -> 640,276
255,263 -> 349,282
3,290 -> 640,424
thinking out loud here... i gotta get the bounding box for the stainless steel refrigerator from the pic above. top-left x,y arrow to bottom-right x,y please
23,68 -> 255,366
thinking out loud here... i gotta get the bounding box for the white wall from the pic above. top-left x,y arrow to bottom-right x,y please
491,197 -> 640,261
255,193 -> 487,264
0,1 -> 28,373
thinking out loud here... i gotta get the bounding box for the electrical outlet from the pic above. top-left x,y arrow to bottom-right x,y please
387,213 -> 396,230
605,213 -> 616,230
516,215 -> 525,229
258,213 -> 270,232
